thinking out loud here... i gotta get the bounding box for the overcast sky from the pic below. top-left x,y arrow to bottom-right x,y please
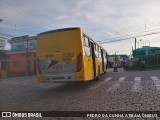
0,0 -> 160,55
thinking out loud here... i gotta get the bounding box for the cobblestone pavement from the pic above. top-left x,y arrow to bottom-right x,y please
0,69 -> 160,120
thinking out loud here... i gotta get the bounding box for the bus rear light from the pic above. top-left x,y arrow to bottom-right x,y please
37,58 -> 42,74
76,53 -> 82,72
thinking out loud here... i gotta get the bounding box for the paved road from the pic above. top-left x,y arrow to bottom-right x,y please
0,69 -> 160,119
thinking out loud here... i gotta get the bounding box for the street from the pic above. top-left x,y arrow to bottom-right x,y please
0,69 -> 160,119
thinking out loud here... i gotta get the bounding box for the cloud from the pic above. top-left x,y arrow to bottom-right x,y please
0,0 -> 160,54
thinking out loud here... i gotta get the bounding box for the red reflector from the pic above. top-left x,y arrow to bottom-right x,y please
37,58 -> 42,74
76,53 -> 82,72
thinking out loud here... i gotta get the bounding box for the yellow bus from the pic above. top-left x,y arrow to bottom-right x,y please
36,27 -> 108,82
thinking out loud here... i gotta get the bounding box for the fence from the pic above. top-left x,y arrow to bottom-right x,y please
129,54 -> 160,70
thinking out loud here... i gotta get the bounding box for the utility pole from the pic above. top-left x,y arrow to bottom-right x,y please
135,38 -> 136,50
26,36 -> 29,76
137,39 -> 142,48
115,51 -> 119,62
27,37 -> 28,53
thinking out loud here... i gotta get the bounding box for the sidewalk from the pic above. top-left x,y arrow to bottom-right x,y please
0,75 -> 37,81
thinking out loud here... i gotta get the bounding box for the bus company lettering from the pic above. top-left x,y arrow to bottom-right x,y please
62,53 -> 74,60
46,54 -> 54,58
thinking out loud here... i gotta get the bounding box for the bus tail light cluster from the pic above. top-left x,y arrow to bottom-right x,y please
76,53 -> 82,72
37,58 -> 42,74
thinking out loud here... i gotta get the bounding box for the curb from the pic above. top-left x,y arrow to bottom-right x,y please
0,75 -> 37,80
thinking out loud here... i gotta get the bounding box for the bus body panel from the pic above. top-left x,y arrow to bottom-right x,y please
81,30 -> 108,81
37,28 -> 85,82
36,27 -> 108,83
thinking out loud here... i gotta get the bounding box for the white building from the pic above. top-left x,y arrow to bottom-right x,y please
8,35 -> 36,54
0,38 -> 5,50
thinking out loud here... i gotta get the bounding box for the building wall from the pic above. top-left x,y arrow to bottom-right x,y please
0,50 -> 8,70
27,53 -> 36,73
0,39 -> 5,50
133,47 -> 160,57
7,35 -> 37,76
9,53 -> 36,73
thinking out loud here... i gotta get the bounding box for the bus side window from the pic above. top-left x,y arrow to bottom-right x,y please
97,46 -> 99,57
95,44 -> 99,57
103,51 -> 106,61
88,39 -> 90,47
84,36 -> 89,47
83,35 -> 85,45
83,36 -> 91,56
99,47 -> 101,58
97,44 -> 99,51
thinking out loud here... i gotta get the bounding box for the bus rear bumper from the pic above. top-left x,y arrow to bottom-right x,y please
42,73 -> 76,82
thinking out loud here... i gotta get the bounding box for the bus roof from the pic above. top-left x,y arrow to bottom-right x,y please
37,27 -> 80,36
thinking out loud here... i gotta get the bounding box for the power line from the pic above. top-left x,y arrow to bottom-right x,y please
2,0 -> 160,44
101,27 -> 160,42
0,33 -> 14,38
100,31 -> 160,44
4,0 -> 160,35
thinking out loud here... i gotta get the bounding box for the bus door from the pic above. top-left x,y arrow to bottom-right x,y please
101,49 -> 104,72
106,53 -> 108,69
90,42 -> 96,77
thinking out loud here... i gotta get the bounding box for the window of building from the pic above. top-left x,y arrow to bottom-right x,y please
17,44 -> 26,51
11,45 -> 17,52
29,43 -> 36,50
